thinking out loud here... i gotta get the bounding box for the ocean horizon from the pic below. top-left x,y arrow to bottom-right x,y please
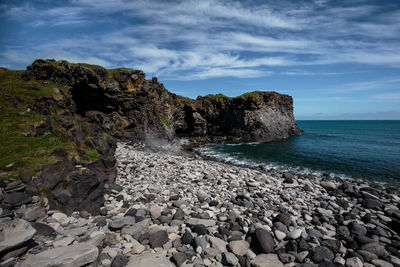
198,120 -> 400,185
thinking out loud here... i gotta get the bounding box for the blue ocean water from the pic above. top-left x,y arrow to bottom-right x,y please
198,121 -> 400,184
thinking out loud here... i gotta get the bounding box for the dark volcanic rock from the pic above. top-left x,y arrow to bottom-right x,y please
283,173 -> 294,180
360,242 -> 389,257
181,230 -> 193,245
389,219 -> 400,234
148,230 -> 169,248
111,255 -> 129,267
321,239 -> 342,253
362,198 -> 382,209
337,226 -> 351,238
20,173 -> 32,184
26,159 -> 110,215
283,177 -> 294,183
307,229 -> 323,240
191,224 -> 208,236
349,222 -> 367,237
30,222 -> 56,236
4,192 -> 32,208
253,228 -> 275,253
209,200 -> 219,206
274,213 -> 291,228
173,208 -> 185,220
172,252 -> 188,266
311,246 -> 334,263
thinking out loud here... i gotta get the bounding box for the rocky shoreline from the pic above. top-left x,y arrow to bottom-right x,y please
1,141 -> 399,266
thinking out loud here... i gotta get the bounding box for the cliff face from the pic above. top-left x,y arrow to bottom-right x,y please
173,92 -> 302,144
23,59 -> 302,145
0,59 -> 301,214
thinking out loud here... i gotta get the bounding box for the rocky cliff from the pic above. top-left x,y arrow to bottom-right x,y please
23,59 -> 302,144
1,59 -> 302,215
174,92 -> 301,145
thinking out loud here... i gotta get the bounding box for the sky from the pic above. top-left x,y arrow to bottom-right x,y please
1,0 -> 400,119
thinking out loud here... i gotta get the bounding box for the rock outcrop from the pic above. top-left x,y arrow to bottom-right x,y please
175,92 -> 301,144
23,59 -> 302,145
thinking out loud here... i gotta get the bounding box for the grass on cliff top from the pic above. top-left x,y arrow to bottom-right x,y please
31,59 -> 138,82
0,104 -> 77,180
106,68 -> 135,77
201,91 -> 271,101
0,69 -> 77,180
42,60 -> 104,73
0,69 -> 68,102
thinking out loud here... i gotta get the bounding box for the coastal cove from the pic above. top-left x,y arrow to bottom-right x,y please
197,120 -> 400,185
0,60 -> 399,266
2,0 -> 400,266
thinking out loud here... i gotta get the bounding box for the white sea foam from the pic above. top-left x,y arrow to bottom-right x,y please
195,145 -> 389,185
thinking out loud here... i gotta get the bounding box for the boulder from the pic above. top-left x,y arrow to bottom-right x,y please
30,222 -> 55,236
223,252 -> 239,266
253,228 -> 275,253
208,236 -> 228,253
16,243 -> 98,267
53,236 -> 75,248
109,216 -> 135,231
320,181 -> 337,191
150,204 -> 163,219
22,205 -> 46,222
186,218 -> 215,227
148,230 -> 169,248
228,240 -> 250,256
287,229 -> 302,240
4,192 -> 32,208
251,253 -> 283,267
362,199 -> 382,210
274,213 -> 291,227
191,224 -> 208,235
172,252 -> 188,266
361,242 -> 389,257
181,230 -> 193,245
26,159 -> 109,215
311,246 -> 334,263
111,255 -> 129,267
173,208 -> 185,220
345,257 -> 363,267
0,219 -> 36,253
371,259 -> 394,267
126,251 -> 171,267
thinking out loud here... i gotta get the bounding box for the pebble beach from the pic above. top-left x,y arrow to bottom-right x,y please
2,142 -> 400,267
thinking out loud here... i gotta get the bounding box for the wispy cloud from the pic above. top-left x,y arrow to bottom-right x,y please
328,78 -> 400,93
1,0 -> 400,80
372,93 -> 400,101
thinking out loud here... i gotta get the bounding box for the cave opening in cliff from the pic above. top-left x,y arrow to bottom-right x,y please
71,83 -> 113,116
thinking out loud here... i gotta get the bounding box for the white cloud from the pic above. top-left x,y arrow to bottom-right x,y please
173,68 -> 270,80
372,93 -> 400,101
1,0 -> 400,79
328,78 -> 400,93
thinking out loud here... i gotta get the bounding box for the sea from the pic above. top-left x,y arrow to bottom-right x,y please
197,120 -> 400,185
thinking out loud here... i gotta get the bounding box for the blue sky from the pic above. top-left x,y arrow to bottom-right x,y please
1,0 -> 400,119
